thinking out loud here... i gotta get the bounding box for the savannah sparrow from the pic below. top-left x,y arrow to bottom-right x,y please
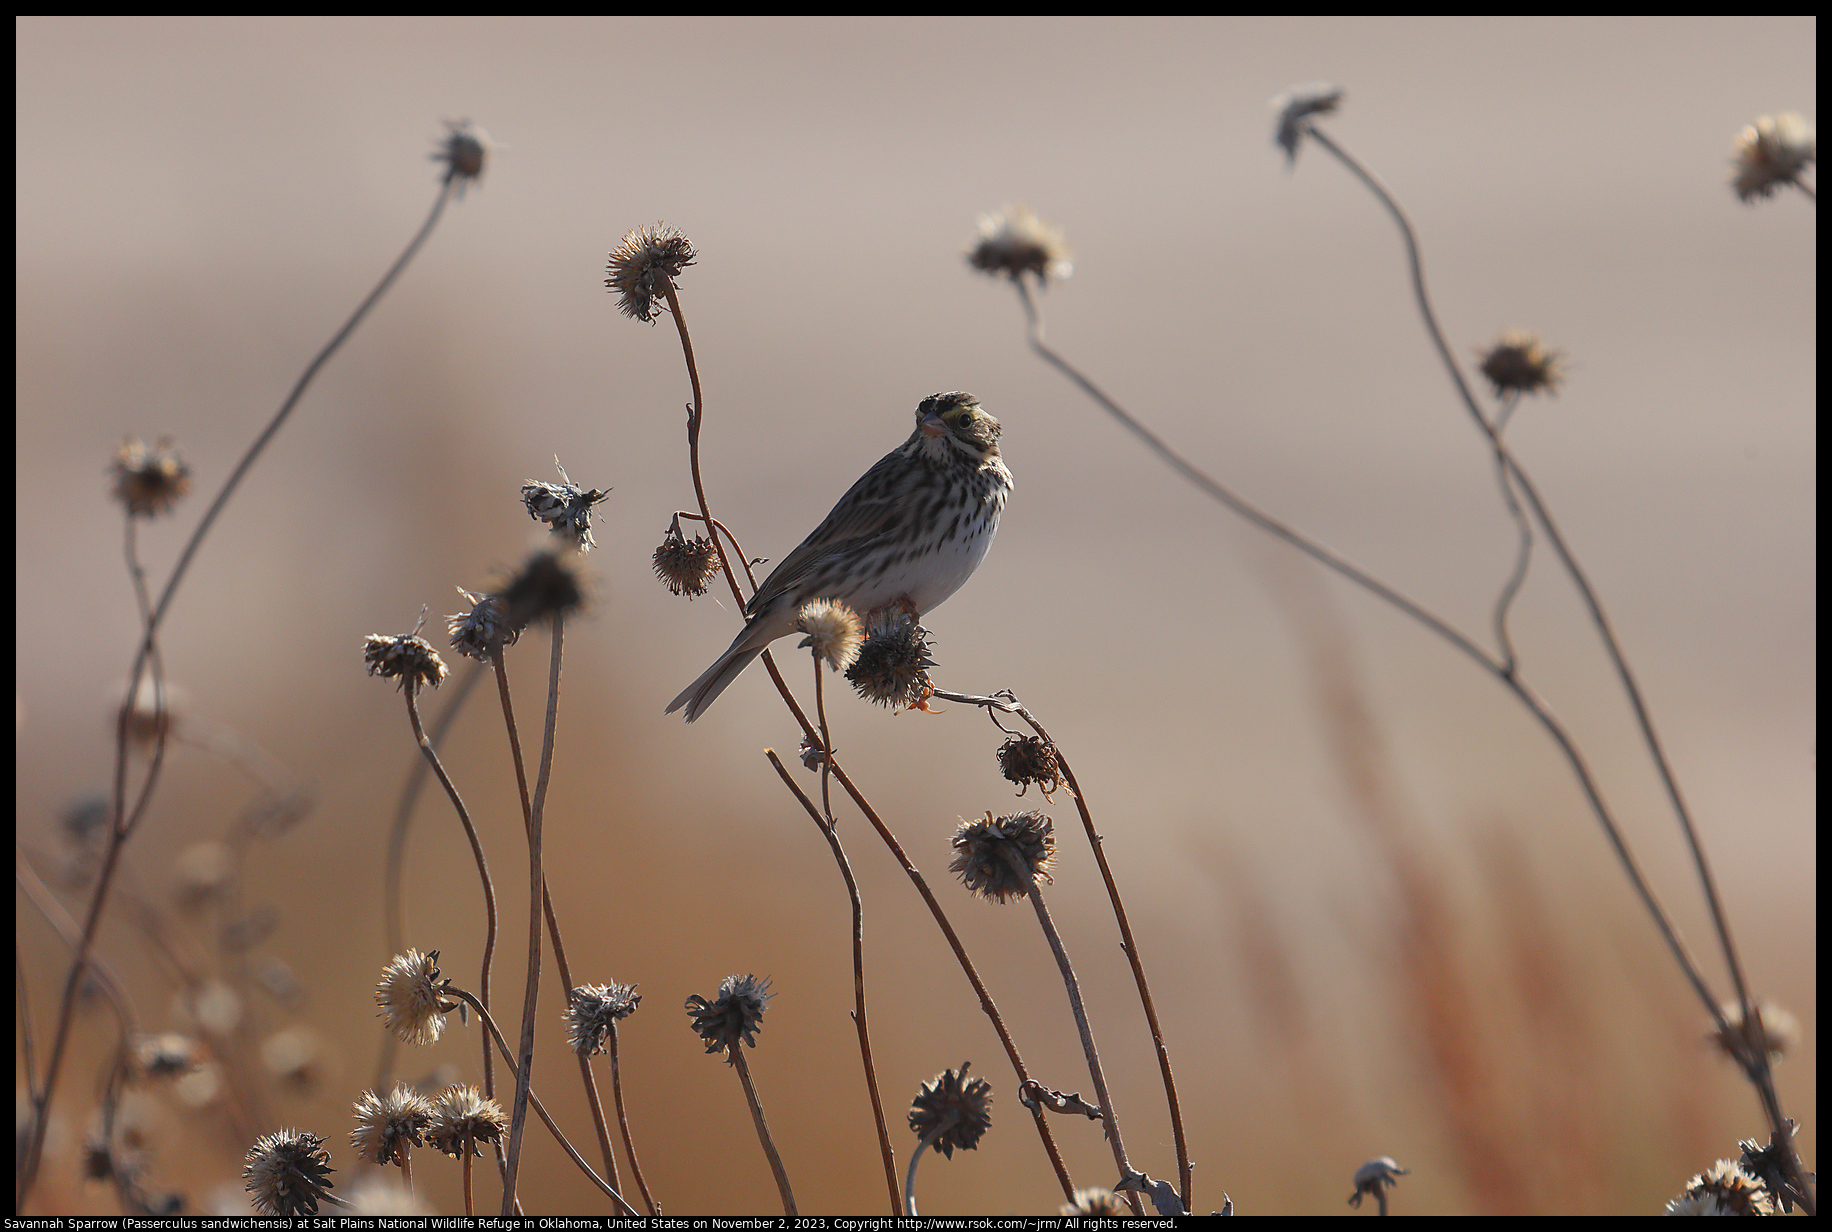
666,392 -> 1011,722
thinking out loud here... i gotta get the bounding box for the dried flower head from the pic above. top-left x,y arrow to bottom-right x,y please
606,223 -> 697,323
1060,1189 -> 1129,1216
110,436 -> 191,517
949,810 -> 1055,903
1664,1158 -> 1777,1216
796,599 -> 863,672
116,675 -> 183,749
1709,997 -> 1799,1067
446,587 -> 519,662
350,1084 -> 434,1168
498,547 -> 586,631
522,460 -> 611,551
1477,330 -> 1565,399
684,973 -> 773,1059
134,1032 -> 199,1080
653,524 -> 721,598
1348,1156 -> 1410,1209
1272,83 -> 1344,164
846,609 -> 936,709
997,734 -> 1063,800
967,205 -> 1072,285
566,983 -> 642,1056
426,1085 -> 507,1159
908,1063 -> 993,1159
363,629 -> 449,694
1738,1126 -> 1807,1214
1730,112 -> 1815,202
243,1128 -> 336,1216
433,120 -> 492,195
375,949 -> 453,1046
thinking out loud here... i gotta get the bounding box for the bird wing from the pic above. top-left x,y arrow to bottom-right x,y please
746,445 -> 911,616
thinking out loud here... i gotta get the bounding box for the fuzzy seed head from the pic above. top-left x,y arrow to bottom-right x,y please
1665,1159 -> 1778,1216
797,600 -> 863,672
446,588 -> 519,662
110,436 -> 191,517
566,983 -> 642,1056
243,1128 -> 336,1216
363,631 -> 448,694
349,1084 -> 433,1167
968,205 -> 1072,285
653,526 -> 721,598
846,609 -> 937,709
374,949 -> 452,1046
949,811 -> 1055,903
1061,1189 -> 1129,1216
1477,330 -> 1565,398
498,548 -> 587,631
426,1085 -> 508,1159
1731,112 -> 1814,202
1710,997 -> 1799,1066
606,223 -> 697,323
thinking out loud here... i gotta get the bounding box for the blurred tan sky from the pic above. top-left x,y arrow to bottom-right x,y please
16,16 -> 1814,1215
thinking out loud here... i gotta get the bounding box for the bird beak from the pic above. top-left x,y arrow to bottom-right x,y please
919,411 -> 948,437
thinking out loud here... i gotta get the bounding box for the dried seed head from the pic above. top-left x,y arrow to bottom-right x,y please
653,525 -> 721,598
110,436 -> 191,517
949,810 -> 1055,903
846,609 -> 936,710
566,982 -> 642,1056
171,841 -> 235,913
1709,997 -> 1799,1066
1730,112 -> 1815,202
426,1085 -> 507,1159
1738,1127 -> 1806,1214
996,734 -> 1062,800
796,600 -> 863,672
134,1032 -> 199,1080
374,949 -> 452,1046
968,205 -> 1072,285
1271,83 -> 1344,165
433,120 -> 492,195
1348,1156 -> 1410,1208
1477,330 -> 1565,399
1664,1159 -> 1778,1216
446,587 -> 519,663
349,1085 -> 433,1168
606,223 -> 697,323
684,973 -> 773,1059
116,675 -> 183,750
261,1025 -> 325,1092
242,1128 -> 336,1216
522,459 -> 610,551
1060,1189 -> 1129,1216
363,630 -> 448,694
498,547 -> 587,631
908,1063 -> 993,1159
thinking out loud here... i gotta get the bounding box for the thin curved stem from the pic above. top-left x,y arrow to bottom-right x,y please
903,1117 -> 953,1216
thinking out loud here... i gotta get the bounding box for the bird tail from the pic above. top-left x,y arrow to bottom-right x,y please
665,641 -> 767,722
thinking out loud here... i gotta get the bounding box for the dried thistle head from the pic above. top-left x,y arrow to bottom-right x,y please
362,629 -> 448,694
242,1129 -> 336,1216
110,436 -> 191,517
446,587 -> 519,663
498,547 -> 587,631
796,600 -> 863,672
996,734 -> 1062,800
967,205 -> 1072,286
606,223 -> 697,323
845,609 -> 936,710
374,949 -> 453,1046
426,1085 -> 507,1159
433,120 -> 492,195
134,1032 -> 200,1080
565,982 -> 642,1056
908,1063 -> 993,1158
349,1085 -> 433,1168
949,810 -> 1055,903
521,459 -> 610,551
1271,83 -> 1344,165
653,525 -> 721,598
1709,997 -> 1799,1067
1477,330 -> 1564,399
684,973 -> 773,1060
1730,112 -> 1815,202
1664,1159 -> 1778,1216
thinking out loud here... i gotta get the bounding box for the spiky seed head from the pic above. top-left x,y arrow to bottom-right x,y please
566,983 -> 642,1056
374,949 -> 452,1046
243,1129 -> 336,1216
134,1032 -> 199,1080
684,973 -> 773,1060
1710,997 -> 1799,1066
349,1085 -> 433,1167
949,811 -> 1055,903
606,223 -> 697,322
846,609 -> 937,709
653,526 -> 721,598
363,631 -> 448,694
433,121 -> 492,194
967,205 -> 1072,285
796,600 -> 863,672
522,460 -> 610,551
997,734 -> 1062,799
426,1085 -> 508,1159
446,587 -> 518,662
1348,1156 -> 1410,1208
1665,1159 -> 1778,1216
1477,330 -> 1565,399
1730,112 -> 1815,202
908,1063 -> 993,1158
110,436 -> 191,517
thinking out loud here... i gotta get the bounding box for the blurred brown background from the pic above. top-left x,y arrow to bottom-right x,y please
16,16 -> 1814,1216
